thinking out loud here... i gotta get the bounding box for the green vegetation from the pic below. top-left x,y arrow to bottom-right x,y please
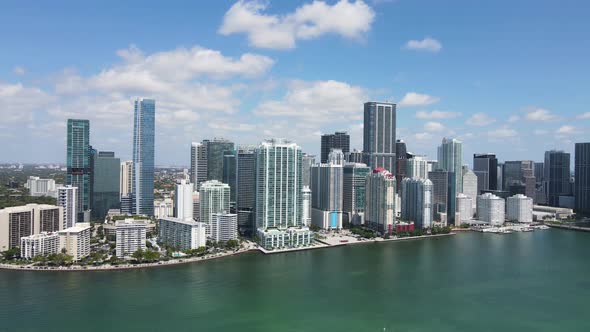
1,248 -> 21,261
309,224 -> 321,232
31,253 -> 73,266
131,249 -> 161,263
350,226 -> 377,239
183,246 -> 208,257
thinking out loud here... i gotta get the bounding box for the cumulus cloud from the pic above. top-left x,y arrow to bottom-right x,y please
555,125 -> 578,135
218,0 -> 375,49
507,115 -> 520,123
399,92 -> 439,107
404,37 -> 442,52
424,121 -> 445,132
414,132 -> 433,141
0,82 -> 55,124
487,127 -> 517,139
415,110 -> 460,119
577,112 -> 590,119
253,79 -> 367,123
466,112 -> 496,126
525,108 -> 556,121
13,66 -> 26,75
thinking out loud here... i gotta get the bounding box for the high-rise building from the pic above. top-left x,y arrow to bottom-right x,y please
462,168 -> 478,211
473,154 -> 498,192
302,186 -> 312,227
310,149 -> 344,230
503,161 -> 536,199
345,149 -> 364,164
0,204 -> 63,250
456,193 -> 473,224
365,168 -> 396,234
159,217 -> 207,250
132,98 -> 155,216
302,153 -> 316,187
174,180 -> 194,221
26,176 -> 57,198
407,155 -> 432,180
477,193 -> 505,226
321,131 -> 350,163
544,150 -> 571,207
20,232 -> 60,259
206,139 -> 235,182
57,185 -> 77,229
154,198 -> 173,219
395,139 -> 411,191
363,102 -> 396,173
199,180 -> 231,233
428,170 -> 451,222
222,150 -> 237,205
190,142 -> 208,188
92,151 -> 120,220
58,222 -> 91,261
437,138 -> 463,194
575,143 -> 590,214
119,161 -> 133,199
401,178 -> 433,229
343,163 -> 370,225
534,162 -> 546,204
255,139 -> 312,249
210,213 -> 238,242
507,194 -> 533,223
236,147 -> 257,235
66,119 -> 91,219
115,219 -> 147,258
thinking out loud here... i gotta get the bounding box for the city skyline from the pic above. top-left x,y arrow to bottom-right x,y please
1,0 -> 589,165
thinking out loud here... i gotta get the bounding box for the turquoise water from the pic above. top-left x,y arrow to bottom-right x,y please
1,230 -> 589,332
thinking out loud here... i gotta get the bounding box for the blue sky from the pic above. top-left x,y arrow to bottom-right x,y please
1,0 -> 588,165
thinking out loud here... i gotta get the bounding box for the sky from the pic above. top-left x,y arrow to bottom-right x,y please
1,0 -> 589,166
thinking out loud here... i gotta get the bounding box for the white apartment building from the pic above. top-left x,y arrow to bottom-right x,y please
57,185 -> 77,229
26,176 -> 58,198
477,193 -> 505,226
507,194 -> 533,223
20,232 -> 60,259
154,198 -> 174,219
0,204 -> 63,251
211,213 -> 238,242
120,161 -> 133,198
456,193 -> 474,224
115,219 -> 147,258
58,223 -> 91,261
174,179 -> 194,221
159,217 -> 207,250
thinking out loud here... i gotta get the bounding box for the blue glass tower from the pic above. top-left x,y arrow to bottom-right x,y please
132,99 -> 155,216
66,119 -> 91,219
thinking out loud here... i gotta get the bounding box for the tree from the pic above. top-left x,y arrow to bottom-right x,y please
132,249 -> 145,263
309,224 -> 321,232
225,239 -> 239,249
2,247 -> 20,260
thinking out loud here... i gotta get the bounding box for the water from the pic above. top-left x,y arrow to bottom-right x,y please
1,230 -> 589,332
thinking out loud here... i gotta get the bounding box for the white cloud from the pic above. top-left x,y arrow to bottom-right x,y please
466,112 -> 496,126
577,112 -> 590,119
555,125 -> 578,135
13,66 -> 26,75
415,110 -> 460,119
525,108 -> 556,121
219,0 -> 375,50
253,79 -> 367,123
399,92 -> 439,107
507,115 -> 520,123
414,132 -> 433,141
424,121 -> 445,132
487,127 -> 517,139
0,82 -> 55,124
404,37 -> 442,53
534,129 -> 548,135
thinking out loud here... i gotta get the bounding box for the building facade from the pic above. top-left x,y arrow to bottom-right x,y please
26,176 -> 57,198
437,138 -> 463,194
473,153 -> 498,192
456,193 -> 473,224
0,204 -> 63,251
190,142 -> 208,188
406,155 -> 432,180
400,178 -> 433,229
507,194 -> 533,223
58,223 -> 91,261
462,168 -> 478,211
477,193 -> 505,226
57,185 -> 77,229
174,180 -> 194,221
66,119 -> 91,218
115,219 -> 147,258
154,198 -> 174,219
93,151 -> 120,220
211,213 -> 238,242
159,217 -> 207,250
343,163 -> 370,225
575,143 -> 590,214
365,168 -> 396,234
503,160 -> 536,199
321,131 -> 350,163
236,147 -> 257,235
199,180 -> 231,234
363,102 -> 396,173
310,149 -> 344,230
120,161 -> 133,199
132,98 -> 155,216
544,150 -> 571,207
20,232 -> 60,259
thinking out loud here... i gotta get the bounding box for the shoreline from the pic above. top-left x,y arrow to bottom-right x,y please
0,233 -> 457,272
546,223 -> 590,233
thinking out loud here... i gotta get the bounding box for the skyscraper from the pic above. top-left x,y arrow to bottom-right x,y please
190,142 -> 208,188
205,139 -> 235,182
363,102 -> 396,173
57,185 -> 77,229
92,151 -> 120,220
174,180 -> 194,221
365,168 -> 396,235
321,131 -> 350,163
406,155 -> 433,180
119,161 -> 133,200
302,153 -> 316,187
428,170 -> 453,224
401,178 -> 433,229
477,193 -> 505,226
343,162 -> 370,225
575,143 -> 590,214
462,168 -> 478,211
310,149 -> 344,230
66,119 -> 91,219
255,139 -> 312,249
473,153 -> 498,192
544,150 -> 571,207
507,194 -> 533,223
236,147 -> 257,235
395,139 -> 411,191
437,138 -> 463,194
199,180 -> 231,232
503,160 -> 536,199
132,98 -> 155,216
222,150 -> 237,205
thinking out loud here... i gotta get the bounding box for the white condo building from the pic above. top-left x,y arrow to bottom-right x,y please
0,204 -> 63,251
310,149 -> 344,230
507,194 -> 533,223
462,168 -> 478,211
477,193 -> 505,226
57,185 -> 78,229
400,177 -> 433,229
120,161 -> 133,198
174,179 -> 194,221
302,186 -> 312,227
159,217 -> 207,250
365,168 -> 396,234
154,198 -> 174,219
58,223 -> 91,261
199,180 -> 231,235
20,232 -> 60,259
456,193 -> 474,224
256,139 -> 313,249
115,219 -> 147,258
26,176 -> 58,198
211,213 -> 238,242
406,156 -> 434,180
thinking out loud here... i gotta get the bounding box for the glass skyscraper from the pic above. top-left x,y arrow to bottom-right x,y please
575,143 -> 590,214
132,98 -> 155,216
66,119 -> 91,219
363,101 -> 397,174
544,150 -> 570,207
92,151 -> 121,220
